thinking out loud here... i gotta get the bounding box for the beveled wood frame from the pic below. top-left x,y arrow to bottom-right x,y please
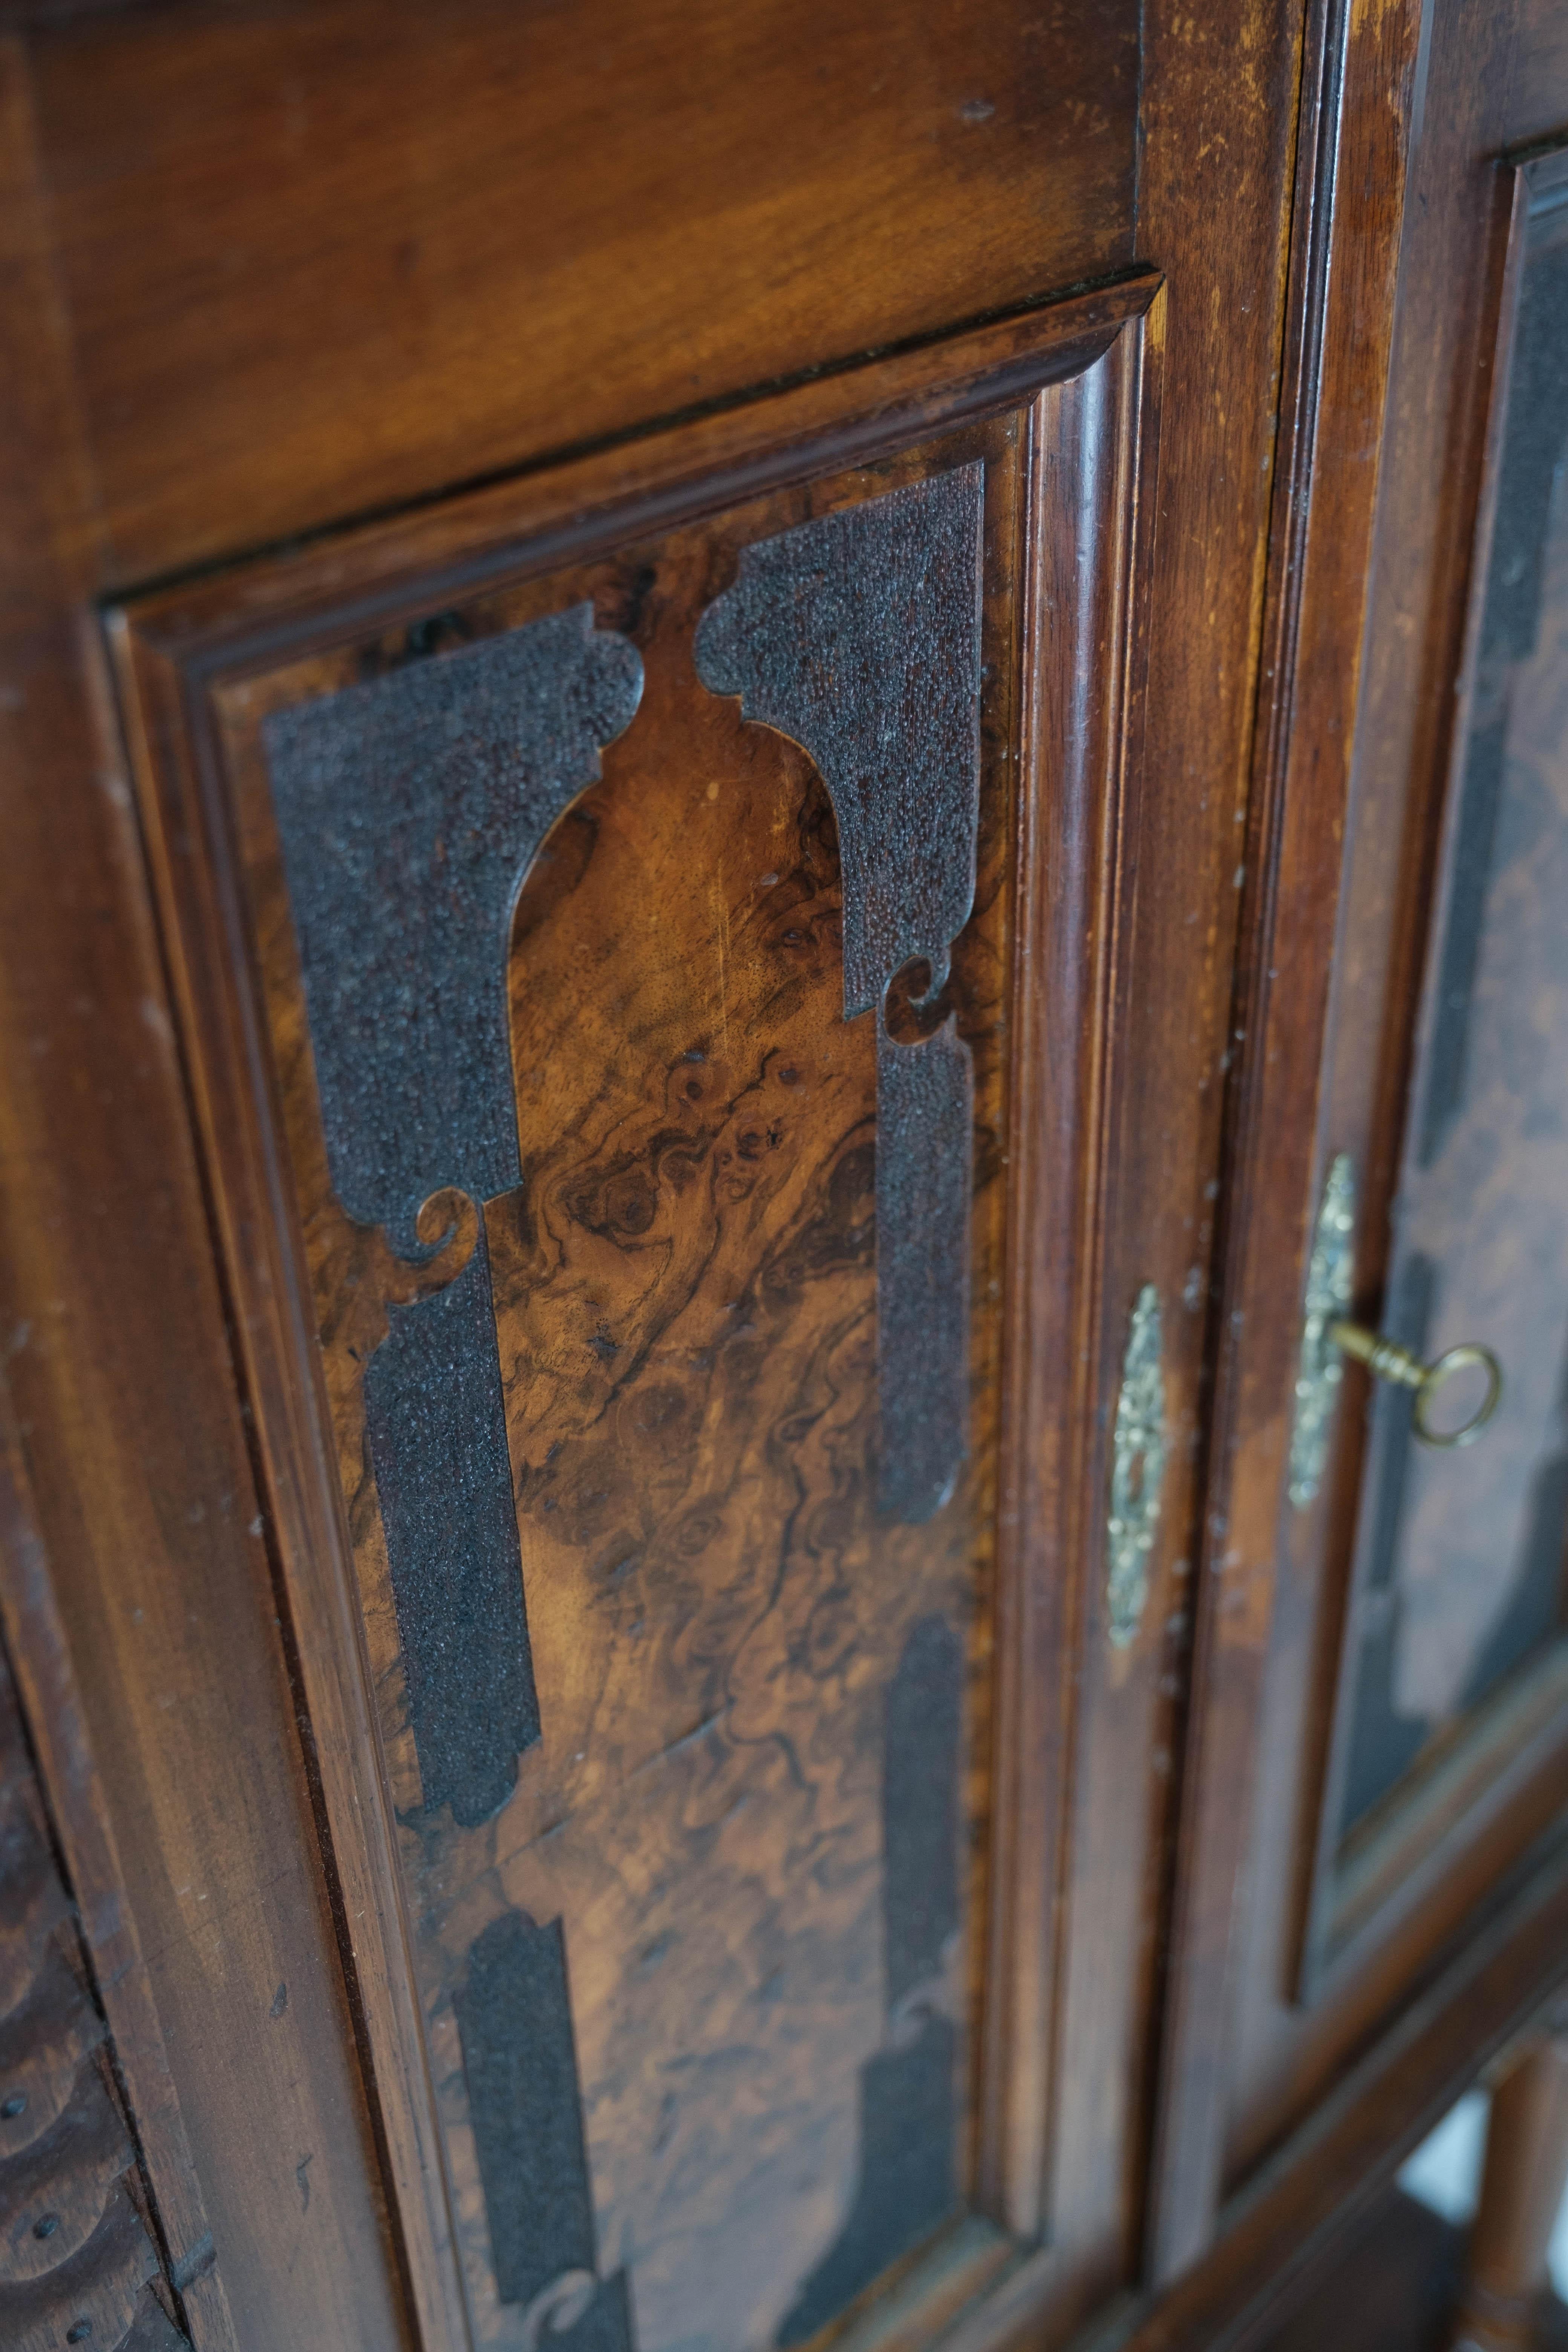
108,275 -> 1165,2352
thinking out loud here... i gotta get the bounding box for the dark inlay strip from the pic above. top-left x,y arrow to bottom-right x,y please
876,1024 -> 973,1525
778,1614 -> 963,2343
694,470 -> 984,1521
883,1614 -> 963,2007
263,606 -> 643,1820
362,1225 -> 539,1827
455,1910 -> 634,2348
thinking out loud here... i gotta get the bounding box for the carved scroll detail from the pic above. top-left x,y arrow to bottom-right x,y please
1107,1284 -> 1167,1648
263,608 -> 643,1824
1289,1153 -> 1357,1509
0,1651 -> 188,2351
694,469 -> 985,1521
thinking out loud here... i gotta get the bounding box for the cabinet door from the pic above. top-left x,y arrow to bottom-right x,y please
1302,141 -> 1568,1965
0,6 -> 1300,2349
1149,0 -> 1568,2305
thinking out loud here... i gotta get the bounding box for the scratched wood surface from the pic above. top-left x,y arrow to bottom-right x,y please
209,419 -> 1021,2350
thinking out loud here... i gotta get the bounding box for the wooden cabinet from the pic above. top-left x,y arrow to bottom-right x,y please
0,5 -> 1564,2352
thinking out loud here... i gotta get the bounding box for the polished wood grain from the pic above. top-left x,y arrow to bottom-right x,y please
23,0 -> 1138,584
0,1381 -> 236,2352
1262,2187 -> 1469,2352
1255,2182 -> 1568,2352
980,301 -> 1163,2324
1116,1848 -> 1568,2352
1142,0 -> 1432,2276
1064,0 -> 1314,2310
248,440 -> 1013,2350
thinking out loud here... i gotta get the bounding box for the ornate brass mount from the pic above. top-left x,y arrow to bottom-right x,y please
1107,1283 -> 1167,1647
1328,1320 -> 1503,1449
1288,1153 -> 1356,1508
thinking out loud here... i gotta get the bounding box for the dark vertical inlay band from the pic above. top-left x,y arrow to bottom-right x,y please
455,1910 -> 633,2348
694,468 -> 984,1522
362,1226 -> 538,1826
778,1615 -> 962,2343
263,607 -> 643,1817
876,1026 -> 974,1523
882,1614 -> 963,2010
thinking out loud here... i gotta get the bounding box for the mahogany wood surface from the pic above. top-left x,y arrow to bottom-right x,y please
1100,1845 -> 1568,2352
4,2 -> 1566,2350
0,33 -> 411,2352
24,0 -> 1139,582
1260,2187 -> 1468,2352
1257,2184 -> 1568,2352
0,1382 -> 238,2352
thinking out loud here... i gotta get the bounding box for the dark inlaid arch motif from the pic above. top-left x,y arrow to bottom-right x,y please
255,452 -> 994,2352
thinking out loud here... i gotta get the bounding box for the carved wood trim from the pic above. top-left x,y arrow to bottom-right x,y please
0,1312 -> 235,2351
0,1632 -> 192,2352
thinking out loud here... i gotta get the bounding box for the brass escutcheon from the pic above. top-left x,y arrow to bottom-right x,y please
1328,1320 -> 1504,1449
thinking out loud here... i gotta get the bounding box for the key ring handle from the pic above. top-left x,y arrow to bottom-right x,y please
1413,1341 -> 1504,1448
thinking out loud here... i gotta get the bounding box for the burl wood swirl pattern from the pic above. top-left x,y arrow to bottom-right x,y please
224,418 -> 1018,2352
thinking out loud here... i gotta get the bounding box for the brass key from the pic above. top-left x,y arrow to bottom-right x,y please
1329,1321 -> 1504,1449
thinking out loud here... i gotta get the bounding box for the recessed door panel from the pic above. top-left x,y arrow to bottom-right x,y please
1284,141 -> 1568,1991
248,443 -> 1004,2352
110,290 -> 1159,2352
1331,159 -> 1568,1841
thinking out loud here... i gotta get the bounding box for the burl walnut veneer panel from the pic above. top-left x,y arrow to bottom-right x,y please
110,287 -> 1161,2352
